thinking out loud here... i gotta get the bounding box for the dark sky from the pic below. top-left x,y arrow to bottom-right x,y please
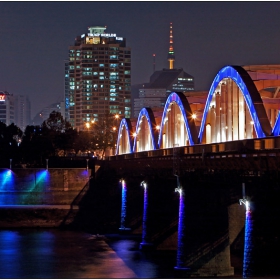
1,1 -> 280,118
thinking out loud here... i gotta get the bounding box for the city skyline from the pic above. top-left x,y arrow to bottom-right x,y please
1,1 -> 280,118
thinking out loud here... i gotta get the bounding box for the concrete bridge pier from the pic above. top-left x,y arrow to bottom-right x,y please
174,176 -> 190,271
139,180 -> 154,250
119,178 -> 131,232
238,192 -> 254,279
242,199 -> 254,279
177,172 -> 234,277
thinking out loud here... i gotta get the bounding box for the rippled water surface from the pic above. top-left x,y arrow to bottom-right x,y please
0,229 -> 177,278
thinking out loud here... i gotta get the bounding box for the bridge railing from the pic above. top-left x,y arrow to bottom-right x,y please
109,136 -> 280,160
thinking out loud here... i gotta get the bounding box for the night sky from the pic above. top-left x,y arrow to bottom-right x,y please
1,1 -> 280,118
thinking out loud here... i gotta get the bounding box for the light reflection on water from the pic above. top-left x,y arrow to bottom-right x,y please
108,237 -> 177,278
0,229 -> 176,279
0,230 -> 56,278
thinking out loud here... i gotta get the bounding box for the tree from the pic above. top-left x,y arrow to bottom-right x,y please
42,111 -> 75,156
94,113 -> 119,158
0,122 -> 22,165
20,125 -> 54,165
42,111 -> 72,132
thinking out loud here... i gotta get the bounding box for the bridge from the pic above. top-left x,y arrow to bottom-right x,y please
98,65 -> 280,277
1,65 -> 279,277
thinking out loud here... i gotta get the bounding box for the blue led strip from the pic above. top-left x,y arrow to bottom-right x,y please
132,108 -> 158,152
198,66 -> 267,143
158,92 -> 195,148
120,179 -> 128,229
176,188 -> 186,268
243,203 -> 253,278
116,118 -> 133,154
141,183 -> 148,244
272,111 -> 280,135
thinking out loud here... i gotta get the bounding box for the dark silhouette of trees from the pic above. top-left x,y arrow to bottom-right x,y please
42,111 -> 75,156
0,110 -> 121,167
0,122 -> 22,166
20,125 -> 53,165
94,112 -> 119,157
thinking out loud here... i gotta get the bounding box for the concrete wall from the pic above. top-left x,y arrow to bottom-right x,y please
0,168 -> 91,205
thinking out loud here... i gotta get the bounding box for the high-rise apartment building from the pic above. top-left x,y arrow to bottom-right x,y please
65,26 -> 131,130
0,91 -> 15,126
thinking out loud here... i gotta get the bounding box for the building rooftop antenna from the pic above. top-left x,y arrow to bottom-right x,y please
167,22 -> 175,69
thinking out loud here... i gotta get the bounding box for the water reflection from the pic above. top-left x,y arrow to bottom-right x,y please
108,238 -> 176,278
0,229 -> 176,279
0,230 -> 55,278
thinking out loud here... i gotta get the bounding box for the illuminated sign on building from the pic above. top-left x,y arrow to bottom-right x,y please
88,33 -> 117,37
0,94 -> 5,101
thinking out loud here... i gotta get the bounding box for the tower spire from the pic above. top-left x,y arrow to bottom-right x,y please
167,22 -> 175,69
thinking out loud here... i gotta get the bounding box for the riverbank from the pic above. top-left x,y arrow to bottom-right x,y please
0,205 -> 77,228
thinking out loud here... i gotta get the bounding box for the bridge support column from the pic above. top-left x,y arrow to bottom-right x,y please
174,176 -> 189,271
119,179 -> 131,232
243,201 -> 253,278
240,184 -> 254,279
139,181 -> 153,250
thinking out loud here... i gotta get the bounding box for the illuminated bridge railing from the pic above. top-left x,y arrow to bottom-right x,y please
110,136 -> 280,161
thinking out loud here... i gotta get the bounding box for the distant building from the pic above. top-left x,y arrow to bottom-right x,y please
0,91 -> 15,126
65,25 -> 131,131
14,95 -> 31,132
32,101 -> 65,126
133,23 -> 194,117
134,69 -> 195,117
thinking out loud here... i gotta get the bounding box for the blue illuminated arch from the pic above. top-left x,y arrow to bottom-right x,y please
198,65 -> 271,143
272,112 -> 280,136
158,92 -> 197,147
133,108 -> 158,152
116,118 -> 133,154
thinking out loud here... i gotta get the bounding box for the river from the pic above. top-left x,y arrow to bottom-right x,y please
0,228 -> 180,278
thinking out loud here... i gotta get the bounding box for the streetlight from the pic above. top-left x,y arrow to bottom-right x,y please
85,122 -> 90,131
